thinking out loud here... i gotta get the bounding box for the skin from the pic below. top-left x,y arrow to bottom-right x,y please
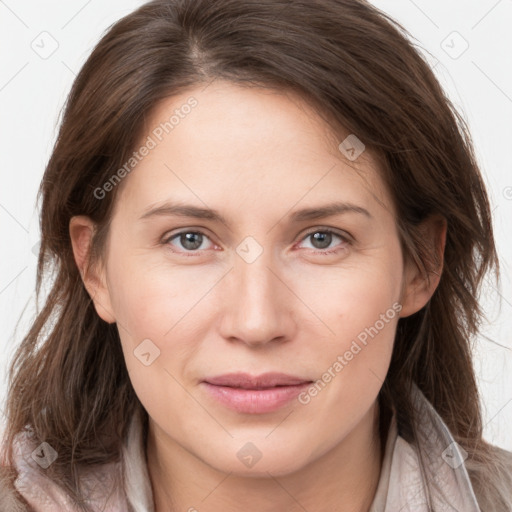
70,80 -> 445,512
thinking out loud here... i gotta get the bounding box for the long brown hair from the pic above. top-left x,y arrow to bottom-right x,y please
2,0 -> 510,509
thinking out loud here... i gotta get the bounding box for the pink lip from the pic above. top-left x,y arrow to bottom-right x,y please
201,372 -> 312,414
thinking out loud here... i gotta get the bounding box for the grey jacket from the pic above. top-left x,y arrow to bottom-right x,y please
1,385 -> 511,511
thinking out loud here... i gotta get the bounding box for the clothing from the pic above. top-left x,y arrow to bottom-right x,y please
1,385 -> 509,511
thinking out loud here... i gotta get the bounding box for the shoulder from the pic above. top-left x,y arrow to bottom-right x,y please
0,464 -> 30,512
496,444 -> 512,471
470,443 -> 512,511
399,384 -> 511,510
2,429 -> 129,512
409,384 -> 512,510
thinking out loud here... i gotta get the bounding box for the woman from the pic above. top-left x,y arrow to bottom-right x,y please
1,0 -> 511,511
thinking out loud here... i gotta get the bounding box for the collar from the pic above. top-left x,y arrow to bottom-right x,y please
368,383 -> 481,511
12,384 -> 481,511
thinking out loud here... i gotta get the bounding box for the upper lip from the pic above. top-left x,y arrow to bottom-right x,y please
203,372 -> 312,389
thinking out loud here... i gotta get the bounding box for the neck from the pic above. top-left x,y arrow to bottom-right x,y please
146,402 -> 384,512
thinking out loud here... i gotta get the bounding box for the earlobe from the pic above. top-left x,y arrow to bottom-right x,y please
69,216 -> 116,324
399,215 -> 447,318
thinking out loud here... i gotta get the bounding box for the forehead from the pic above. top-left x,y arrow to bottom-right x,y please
113,81 -> 393,221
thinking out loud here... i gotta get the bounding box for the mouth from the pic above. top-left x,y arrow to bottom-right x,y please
201,372 -> 313,414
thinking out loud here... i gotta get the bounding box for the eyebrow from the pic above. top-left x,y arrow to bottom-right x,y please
138,201 -> 372,225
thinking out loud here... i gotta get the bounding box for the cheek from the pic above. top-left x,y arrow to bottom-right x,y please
106,247 -> 198,338
308,269 -> 399,390
104,249 -> 218,409
293,243 -> 403,342
294,279 -> 399,459
339,256 -> 402,365
292,246 -> 402,423
106,261 -> 202,434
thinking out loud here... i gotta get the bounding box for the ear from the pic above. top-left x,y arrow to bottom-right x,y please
69,215 -> 116,324
399,215 -> 447,318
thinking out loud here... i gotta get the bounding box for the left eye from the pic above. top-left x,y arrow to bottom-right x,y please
298,229 -> 349,252
165,231 -> 214,252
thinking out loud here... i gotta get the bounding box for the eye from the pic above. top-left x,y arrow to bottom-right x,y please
162,227 -> 351,256
163,230 -> 215,253
297,228 -> 350,254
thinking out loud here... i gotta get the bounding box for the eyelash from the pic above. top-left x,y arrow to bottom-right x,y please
162,227 -> 351,256
300,227 -> 351,254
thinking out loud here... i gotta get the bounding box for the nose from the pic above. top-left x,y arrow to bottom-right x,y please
219,250 -> 297,348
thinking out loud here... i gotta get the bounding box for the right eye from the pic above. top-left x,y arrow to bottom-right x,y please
163,230 -> 216,253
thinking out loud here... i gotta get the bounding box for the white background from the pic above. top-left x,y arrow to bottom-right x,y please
0,0 -> 511,450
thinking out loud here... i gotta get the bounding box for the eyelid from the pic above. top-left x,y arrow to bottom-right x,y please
162,228 -> 218,252
298,226 -> 353,244
291,228 -> 351,256
162,226 -> 353,254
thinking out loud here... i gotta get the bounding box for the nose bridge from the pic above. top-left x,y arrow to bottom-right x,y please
238,251 -> 275,305
220,242 -> 293,346
235,234 -> 277,300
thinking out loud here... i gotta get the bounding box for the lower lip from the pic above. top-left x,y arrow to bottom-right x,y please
201,382 -> 311,414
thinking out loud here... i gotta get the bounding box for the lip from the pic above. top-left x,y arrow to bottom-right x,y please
201,372 -> 313,414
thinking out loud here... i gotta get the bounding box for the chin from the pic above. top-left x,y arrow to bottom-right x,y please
201,442 -> 313,478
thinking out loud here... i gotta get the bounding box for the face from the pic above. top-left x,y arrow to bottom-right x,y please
72,80 -> 433,477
